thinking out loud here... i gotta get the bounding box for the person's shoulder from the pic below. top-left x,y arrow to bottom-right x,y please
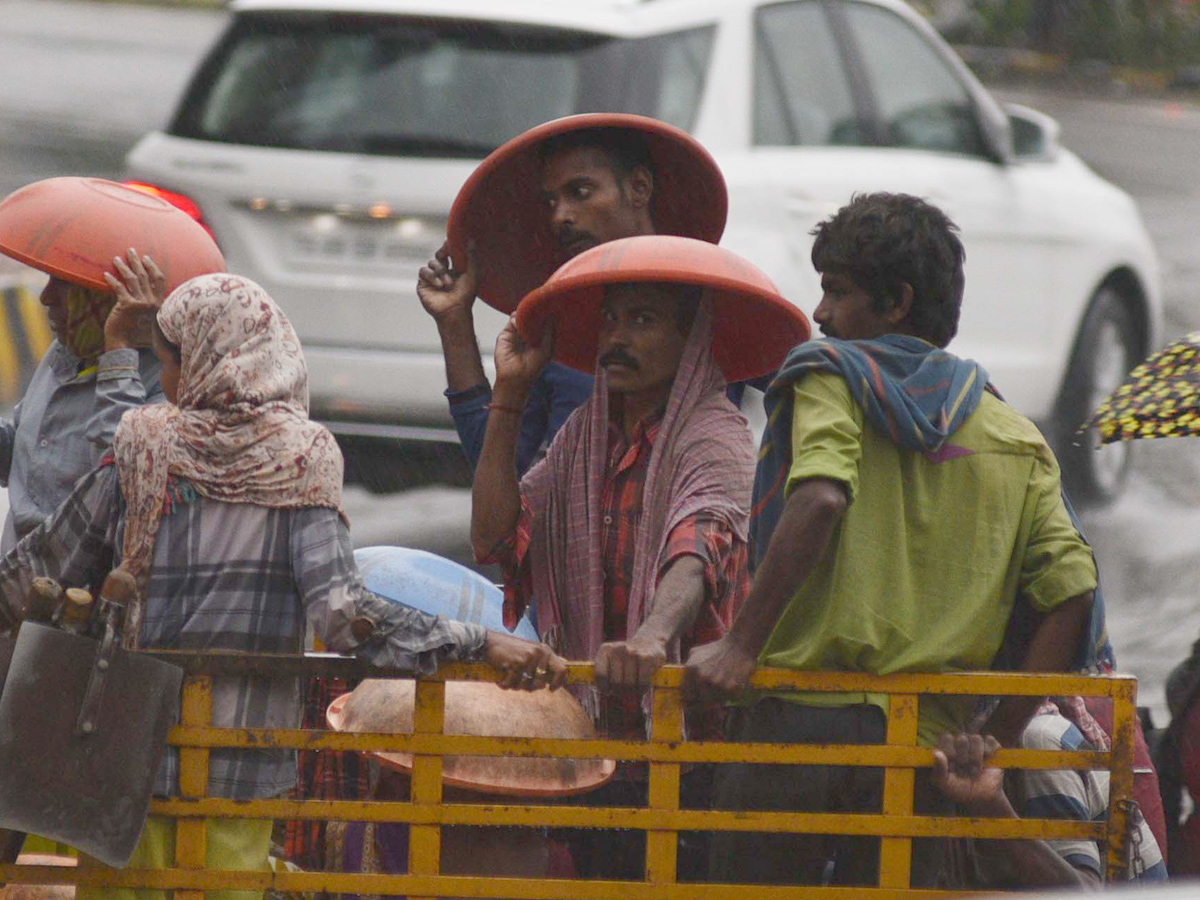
790,369 -> 855,406
674,393 -> 757,465
961,391 -> 1053,455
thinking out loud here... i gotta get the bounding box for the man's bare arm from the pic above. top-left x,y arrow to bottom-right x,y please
933,732 -> 1101,890
417,242 -> 488,392
469,318 -> 554,561
594,555 -> 706,691
469,381 -> 526,561
683,477 -> 848,701
983,591 -> 1095,747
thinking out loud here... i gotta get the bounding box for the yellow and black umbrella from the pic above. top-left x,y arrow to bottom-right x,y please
1086,331 -> 1200,443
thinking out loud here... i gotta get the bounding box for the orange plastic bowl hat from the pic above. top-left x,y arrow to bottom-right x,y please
0,177 -> 225,292
447,113 -> 728,314
515,235 -> 812,383
327,679 -> 616,798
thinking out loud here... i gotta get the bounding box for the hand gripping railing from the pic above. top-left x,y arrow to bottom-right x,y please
0,653 -> 1139,899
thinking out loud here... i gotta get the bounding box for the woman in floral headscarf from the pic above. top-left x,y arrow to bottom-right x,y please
0,273 -> 565,900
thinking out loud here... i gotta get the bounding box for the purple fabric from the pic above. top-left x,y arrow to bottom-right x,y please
341,821 -> 410,900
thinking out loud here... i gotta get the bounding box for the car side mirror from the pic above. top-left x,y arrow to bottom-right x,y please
1004,103 -> 1061,161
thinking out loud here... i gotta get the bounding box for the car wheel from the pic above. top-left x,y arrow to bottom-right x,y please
341,438 -> 471,495
1053,285 -> 1141,506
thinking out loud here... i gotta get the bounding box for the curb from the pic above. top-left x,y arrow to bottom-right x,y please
0,278 -> 51,407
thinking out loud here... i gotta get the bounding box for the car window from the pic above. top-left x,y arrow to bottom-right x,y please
754,1 -> 864,146
841,3 -> 985,156
174,15 -> 714,156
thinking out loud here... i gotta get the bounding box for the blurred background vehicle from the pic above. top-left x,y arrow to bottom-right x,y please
123,0 -> 1162,502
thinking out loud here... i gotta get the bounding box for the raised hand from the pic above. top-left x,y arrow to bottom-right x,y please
493,316 -> 555,393
103,248 -> 168,351
416,241 -> 478,322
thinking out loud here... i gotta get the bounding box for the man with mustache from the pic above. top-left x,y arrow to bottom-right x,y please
287,119 -> 727,871
684,193 -> 1104,888
417,115 -> 726,475
470,234 -> 809,879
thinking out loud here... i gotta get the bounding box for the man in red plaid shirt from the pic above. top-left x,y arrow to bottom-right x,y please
470,235 -> 809,881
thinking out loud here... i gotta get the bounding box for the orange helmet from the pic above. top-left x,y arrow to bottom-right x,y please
0,177 -> 225,293
448,113 -> 727,314
515,234 -> 811,383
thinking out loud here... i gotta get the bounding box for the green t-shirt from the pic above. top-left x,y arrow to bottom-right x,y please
759,372 -> 1098,745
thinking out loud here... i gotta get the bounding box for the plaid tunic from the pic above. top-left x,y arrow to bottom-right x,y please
0,463 -> 487,800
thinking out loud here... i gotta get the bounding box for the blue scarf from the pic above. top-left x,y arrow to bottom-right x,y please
752,334 -> 1114,672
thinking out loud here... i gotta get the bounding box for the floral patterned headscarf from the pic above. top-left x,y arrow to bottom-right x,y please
64,284 -> 117,363
112,275 -> 345,641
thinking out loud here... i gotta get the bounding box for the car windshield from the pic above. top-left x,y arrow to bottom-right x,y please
172,13 -> 715,156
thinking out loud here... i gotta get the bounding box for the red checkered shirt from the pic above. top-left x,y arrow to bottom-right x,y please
489,413 -> 749,739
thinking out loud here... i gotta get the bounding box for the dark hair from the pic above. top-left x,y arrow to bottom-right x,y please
810,192 -> 966,347
152,317 -> 182,364
538,127 -> 654,180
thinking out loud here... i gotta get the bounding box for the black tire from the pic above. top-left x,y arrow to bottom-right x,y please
340,438 -> 471,495
1052,285 -> 1141,506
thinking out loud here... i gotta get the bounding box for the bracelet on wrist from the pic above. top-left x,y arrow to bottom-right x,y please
487,401 -> 525,416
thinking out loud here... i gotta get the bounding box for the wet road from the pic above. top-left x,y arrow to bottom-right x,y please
994,87 -> 1200,723
1,0 -> 1199,721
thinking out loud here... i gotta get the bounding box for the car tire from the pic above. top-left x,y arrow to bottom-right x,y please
1052,285 -> 1141,507
341,438 -> 471,495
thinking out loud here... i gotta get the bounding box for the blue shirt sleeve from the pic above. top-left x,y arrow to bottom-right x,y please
86,348 -> 164,465
446,363 -> 593,476
446,382 -> 491,472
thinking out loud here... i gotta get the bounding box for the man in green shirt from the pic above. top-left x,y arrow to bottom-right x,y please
684,192 -> 1098,887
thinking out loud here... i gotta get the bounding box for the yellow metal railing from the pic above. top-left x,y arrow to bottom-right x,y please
0,655 -> 1139,899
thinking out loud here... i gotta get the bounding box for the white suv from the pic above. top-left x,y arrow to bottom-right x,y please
126,0 -> 1161,501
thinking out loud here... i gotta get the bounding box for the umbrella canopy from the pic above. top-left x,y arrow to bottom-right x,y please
1086,331 -> 1200,443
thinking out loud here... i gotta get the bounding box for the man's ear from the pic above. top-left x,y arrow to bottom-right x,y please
626,165 -> 654,210
888,282 -> 914,325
